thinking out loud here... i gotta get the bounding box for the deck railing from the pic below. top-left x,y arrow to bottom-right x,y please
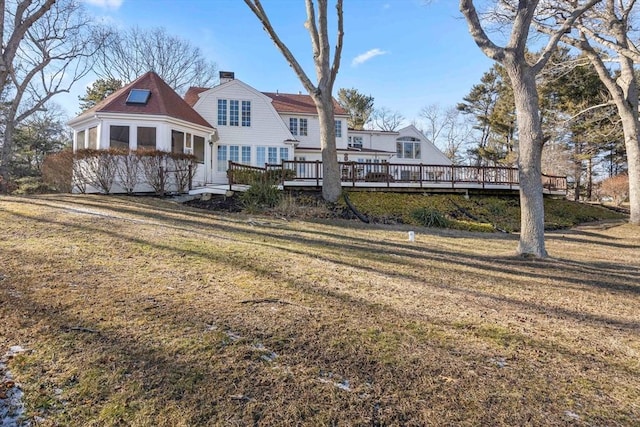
227,161 -> 567,193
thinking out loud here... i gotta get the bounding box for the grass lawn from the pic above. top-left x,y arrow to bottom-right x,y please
0,194 -> 638,426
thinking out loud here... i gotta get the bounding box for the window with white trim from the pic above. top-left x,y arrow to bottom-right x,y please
88,127 -> 98,149
289,118 -> 308,136
267,147 -> 278,164
396,137 -> 421,159
241,146 -> 251,163
137,127 -> 156,150
76,130 -> 86,150
335,120 -> 342,138
289,118 -> 298,135
217,145 -> 228,172
257,147 -> 266,165
109,126 -> 129,149
171,130 -> 184,154
194,136 -> 205,163
230,100 -> 239,126
242,101 -> 251,127
229,145 -> 239,162
217,99 -> 227,125
348,136 -> 363,148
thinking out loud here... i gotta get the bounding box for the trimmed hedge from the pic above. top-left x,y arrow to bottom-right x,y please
46,149 -> 198,194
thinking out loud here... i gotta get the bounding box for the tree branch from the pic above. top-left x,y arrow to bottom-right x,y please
459,0 -> 505,62
531,0 -> 602,74
244,0 -> 317,95
330,0 -> 343,86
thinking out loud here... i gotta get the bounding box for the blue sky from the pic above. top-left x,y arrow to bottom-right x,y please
62,0 -> 495,123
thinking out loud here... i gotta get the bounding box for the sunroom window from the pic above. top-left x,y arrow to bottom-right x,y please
137,127 -> 156,150
110,126 -> 129,149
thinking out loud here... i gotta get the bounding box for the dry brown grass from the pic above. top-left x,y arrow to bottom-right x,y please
0,194 -> 638,426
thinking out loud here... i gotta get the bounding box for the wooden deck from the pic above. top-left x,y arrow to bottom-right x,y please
220,161 -> 568,196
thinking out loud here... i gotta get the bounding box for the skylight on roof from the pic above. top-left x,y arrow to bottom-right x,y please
126,89 -> 151,105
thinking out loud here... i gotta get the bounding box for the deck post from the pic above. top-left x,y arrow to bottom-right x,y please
385,163 -> 390,187
228,160 -> 233,191
281,160 -> 285,186
352,162 -> 356,187
315,160 -> 320,188
451,165 -> 455,189
420,164 -> 423,188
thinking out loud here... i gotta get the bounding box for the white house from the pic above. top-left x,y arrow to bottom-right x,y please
68,71 -> 452,191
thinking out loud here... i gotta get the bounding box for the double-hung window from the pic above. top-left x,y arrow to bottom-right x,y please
299,118 -> 308,136
289,118 -> 298,135
229,145 -> 240,163
217,145 -> 228,172
257,147 -> 266,165
241,146 -> 251,163
217,99 -> 227,125
267,147 -> 278,164
335,120 -> 342,138
290,118 -> 308,136
241,101 -> 251,127
230,100 -> 239,126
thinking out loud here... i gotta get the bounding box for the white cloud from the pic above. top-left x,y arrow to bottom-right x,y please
351,48 -> 389,67
83,0 -> 123,10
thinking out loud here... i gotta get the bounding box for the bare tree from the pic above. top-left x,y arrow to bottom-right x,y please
536,0 -> 640,225
92,27 -> 217,94
371,107 -> 405,131
0,0 -> 98,191
244,0 -> 344,202
459,0 -> 599,258
0,0 -> 56,93
419,104 -> 473,164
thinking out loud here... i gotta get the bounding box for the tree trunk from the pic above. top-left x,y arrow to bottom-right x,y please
0,112 -> 17,193
617,106 -> 640,224
314,95 -> 342,202
586,157 -> 593,201
505,61 -> 548,258
573,142 -> 582,202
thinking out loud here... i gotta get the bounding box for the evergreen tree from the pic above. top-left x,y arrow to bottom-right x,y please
78,78 -> 123,112
337,88 -> 374,130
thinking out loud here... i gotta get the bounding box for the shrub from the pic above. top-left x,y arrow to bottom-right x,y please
599,174 -> 629,206
230,169 -> 262,185
230,168 -> 296,185
240,180 -> 282,212
138,150 -> 170,195
42,150 -> 73,193
115,149 -> 141,195
410,207 -> 449,228
168,153 -> 198,193
78,149 -> 119,194
12,176 -> 56,195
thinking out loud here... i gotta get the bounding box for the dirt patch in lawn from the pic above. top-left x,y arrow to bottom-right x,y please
0,194 -> 639,426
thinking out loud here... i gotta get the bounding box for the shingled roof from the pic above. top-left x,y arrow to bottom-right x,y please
262,92 -> 348,116
75,72 -> 213,129
184,86 -> 208,107
183,85 -> 348,116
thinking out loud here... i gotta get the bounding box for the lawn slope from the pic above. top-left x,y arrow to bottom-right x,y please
0,194 -> 638,426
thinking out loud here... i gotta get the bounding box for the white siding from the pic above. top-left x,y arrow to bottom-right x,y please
193,80 -> 294,182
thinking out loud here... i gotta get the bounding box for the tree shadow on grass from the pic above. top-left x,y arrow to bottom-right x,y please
2,198 -> 640,423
